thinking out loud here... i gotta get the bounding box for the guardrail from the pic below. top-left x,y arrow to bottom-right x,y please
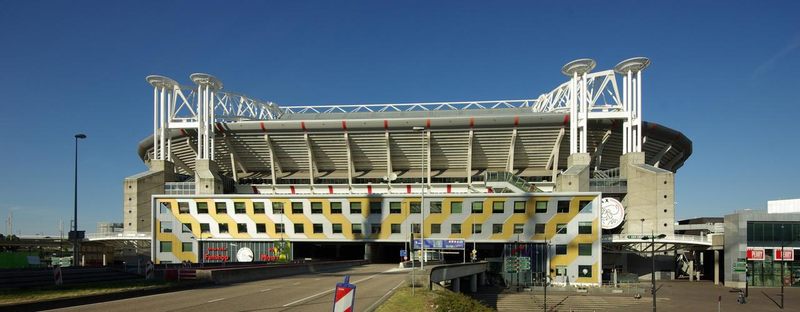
602,234 -> 711,245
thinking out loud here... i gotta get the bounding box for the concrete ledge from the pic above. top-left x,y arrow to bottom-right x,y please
196,260 -> 369,284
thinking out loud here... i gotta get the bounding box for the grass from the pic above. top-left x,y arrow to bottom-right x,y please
376,286 -> 495,312
0,280 -> 175,306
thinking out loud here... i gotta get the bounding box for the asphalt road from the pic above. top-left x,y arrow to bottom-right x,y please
46,263 -> 408,312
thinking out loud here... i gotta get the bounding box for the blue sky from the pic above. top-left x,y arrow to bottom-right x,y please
0,1 -> 798,235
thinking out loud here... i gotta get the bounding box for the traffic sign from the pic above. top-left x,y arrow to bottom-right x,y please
400,249 -> 407,257
332,275 -> 356,312
733,260 -> 747,272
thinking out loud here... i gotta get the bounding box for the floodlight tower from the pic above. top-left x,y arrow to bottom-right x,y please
146,75 -> 179,162
190,73 -> 223,161
614,57 -> 650,154
561,59 -> 596,155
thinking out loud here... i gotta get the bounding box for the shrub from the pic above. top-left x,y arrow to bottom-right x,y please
433,290 -> 494,312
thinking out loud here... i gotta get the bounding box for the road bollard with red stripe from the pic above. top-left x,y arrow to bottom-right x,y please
332,275 -> 356,312
53,265 -> 63,286
145,261 -> 155,280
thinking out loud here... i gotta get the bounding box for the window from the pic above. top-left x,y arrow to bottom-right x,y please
234,202 -> 246,214
556,265 -> 567,276
430,201 -> 442,213
492,224 -> 503,234
578,265 -> 592,278
513,224 -> 524,234
311,202 -> 323,214
256,223 -> 267,233
219,223 -> 229,233
578,243 -> 592,256
272,202 -> 284,214
200,223 -> 210,233
350,202 -> 362,214
451,201 -> 463,214
253,202 -> 265,214
492,201 -> 504,213
178,202 -> 190,214
431,224 -> 441,234
371,224 -> 381,234
160,241 -> 172,252
579,200 -> 592,212
215,202 -> 228,214
370,201 -> 382,214
332,223 -> 342,234
275,224 -> 285,233
579,222 -> 592,234
472,224 -> 482,234
534,223 -> 546,234
389,202 -> 401,214
410,202 -> 421,213
237,223 -> 248,233
181,223 -> 192,233
472,202 -> 483,213
513,201 -> 526,213
391,224 -> 401,234
292,202 -> 303,214
556,201 -> 570,213
555,244 -> 567,255
411,223 -> 421,234
160,221 -> 172,233
556,223 -> 567,234
331,202 -> 342,214
451,224 -> 461,234
352,224 -> 362,234
182,242 -> 192,252
196,202 -> 208,214
160,202 -> 172,214
535,201 -> 547,213
313,224 -> 323,233
294,224 -> 304,234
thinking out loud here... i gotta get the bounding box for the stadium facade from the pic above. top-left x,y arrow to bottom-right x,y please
125,58 -> 692,286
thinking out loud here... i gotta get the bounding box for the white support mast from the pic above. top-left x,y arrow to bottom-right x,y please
614,57 -> 650,154
146,75 -> 179,161
189,73 -> 223,161
561,59 -> 596,155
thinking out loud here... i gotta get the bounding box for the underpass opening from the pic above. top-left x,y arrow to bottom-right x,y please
292,242 -> 364,261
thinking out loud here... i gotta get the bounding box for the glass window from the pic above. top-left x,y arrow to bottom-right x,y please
332,223 -> 342,234
555,244 -> 567,255
473,224 -> 482,234
451,224 -> 461,234
371,224 -> 381,234
215,202 -> 228,214
253,202 -> 265,214
178,202 -> 190,214
430,201 -> 442,213
410,202 -> 421,214
389,202 -> 401,214
352,223 -> 362,234
391,224 -> 401,234
556,223 -> 567,234
534,223 -> 545,234
350,202 -> 362,214
513,201 -> 526,213
579,243 -> 592,256
331,202 -> 342,214
451,201 -> 463,214
237,223 -> 248,233
197,202 -> 209,214
535,201 -> 547,213
219,223 -> 229,233
182,223 -> 192,233
200,223 -> 210,233
579,200 -> 592,212
557,201 -> 570,213
160,221 -> 172,233
275,224 -> 285,233
431,224 -> 441,234
313,224 -> 323,233
411,223 -> 421,234
160,202 -> 172,214
472,202 -> 483,213
294,224 -> 304,234
160,241 -> 172,252
492,201 -> 504,213
181,242 -> 192,252
579,222 -> 592,234
513,224 -> 524,234
556,265 -> 567,276
256,223 -> 267,233
370,201 -> 382,214
234,202 -> 246,214
292,202 -> 303,214
578,265 -> 592,277
311,202 -> 323,214
492,224 -> 503,234
272,202 -> 284,214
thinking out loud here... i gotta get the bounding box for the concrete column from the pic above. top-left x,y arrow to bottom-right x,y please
364,243 -> 372,261
699,251 -> 704,281
689,259 -> 694,281
470,274 -> 478,293
480,272 -> 487,286
195,159 -> 222,194
555,153 -> 590,192
452,277 -> 461,292
714,250 -> 720,285
613,268 -> 618,287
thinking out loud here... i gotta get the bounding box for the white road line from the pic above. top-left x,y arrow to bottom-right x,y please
260,288 -> 273,292
292,282 -> 301,285
207,298 -> 225,303
282,267 -> 394,307
365,280 -> 405,312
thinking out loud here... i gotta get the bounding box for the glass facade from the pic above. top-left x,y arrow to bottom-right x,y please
746,221 -> 800,287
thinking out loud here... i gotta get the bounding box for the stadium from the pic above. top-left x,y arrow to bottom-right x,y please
125,57 -> 694,286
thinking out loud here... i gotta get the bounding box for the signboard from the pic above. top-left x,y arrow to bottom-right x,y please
413,239 -> 465,250
746,247 -> 765,261
504,256 -> 531,273
332,275 -> 356,312
400,249 -> 407,257
600,198 -> 625,230
775,248 -> 795,261
733,260 -> 747,272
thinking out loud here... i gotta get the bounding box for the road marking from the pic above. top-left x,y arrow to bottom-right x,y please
207,298 -> 225,303
282,267 -> 394,307
315,278 -> 321,281
365,280 -> 405,312
292,282 -> 301,285
260,288 -> 273,292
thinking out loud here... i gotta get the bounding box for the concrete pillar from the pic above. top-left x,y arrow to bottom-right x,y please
699,251 -> 704,281
123,160 -> 175,233
613,268 -> 618,287
714,250 -> 720,285
103,254 -> 107,266
689,259 -> 694,281
555,153 -> 590,192
470,274 -> 478,293
452,277 -> 461,292
195,159 -> 222,194
480,272 -> 487,286
364,243 -> 372,261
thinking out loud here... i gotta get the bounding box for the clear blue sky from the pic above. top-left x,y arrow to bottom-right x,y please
1,1 -> 798,235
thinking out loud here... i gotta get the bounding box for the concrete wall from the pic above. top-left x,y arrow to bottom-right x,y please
620,153 -> 675,236
194,260 -> 368,284
123,160 -> 174,233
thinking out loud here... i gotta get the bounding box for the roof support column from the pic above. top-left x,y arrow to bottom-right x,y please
385,131 -> 393,189
547,128 -> 565,182
506,128 -> 517,173
264,134 -> 280,187
344,132 -> 353,187
466,130 -> 473,184
304,132 -> 316,191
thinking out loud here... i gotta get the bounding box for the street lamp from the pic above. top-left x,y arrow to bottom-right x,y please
641,232 -> 667,312
73,133 -> 86,266
543,225 -> 567,311
413,126 -> 425,270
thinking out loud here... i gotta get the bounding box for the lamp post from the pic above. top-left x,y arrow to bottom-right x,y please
543,225 -> 567,311
413,126 -> 425,270
642,232 -> 667,312
73,133 -> 86,266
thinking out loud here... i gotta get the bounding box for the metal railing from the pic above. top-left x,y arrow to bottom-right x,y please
589,178 -> 627,193
483,171 -> 538,192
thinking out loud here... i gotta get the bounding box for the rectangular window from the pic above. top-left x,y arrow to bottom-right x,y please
160,241 -> 172,252
556,265 -> 567,276
555,244 -> 567,255
556,200 -> 570,213
370,201 -> 382,214
272,202 -> 284,214
160,221 -> 172,233
451,201 -> 463,214
410,202 -> 421,214
492,201 -> 504,213
219,223 -> 229,233
181,223 -> 192,233
311,202 -> 323,214
371,224 -> 381,235
556,223 -> 567,235
513,201 -> 526,213
534,223 -> 546,234
200,223 -> 210,233
535,201 -> 547,213
350,202 -> 362,214
473,224 -> 482,234
492,224 -> 503,234
389,202 -> 402,214
253,202 -> 266,214
578,243 -> 592,256
313,224 -> 323,233
391,224 -> 401,234
579,222 -> 592,234
294,224 -> 304,234
275,224 -> 285,233
178,202 -> 190,214
160,202 -> 172,214
431,224 -> 441,234
215,202 -> 228,214
579,200 -> 592,212
430,201 -> 442,213
331,202 -> 342,214
411,223 -> 421,234
237,223 -> 248,233
234,202 -> 246,214
578,265 -> 592,277
256,223 -> 267,233
196,202 -> 209,214
332,223 -> 342,234
292,202 -> 303,214
352,223 -> 362,234
513,224 -> 524,234
181,242 -> 192,252
472,202 -> 483,213
451,224 -> 461,234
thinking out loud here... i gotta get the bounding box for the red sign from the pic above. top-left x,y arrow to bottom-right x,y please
747,248 -> 765,261
775,248 -> 795,261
